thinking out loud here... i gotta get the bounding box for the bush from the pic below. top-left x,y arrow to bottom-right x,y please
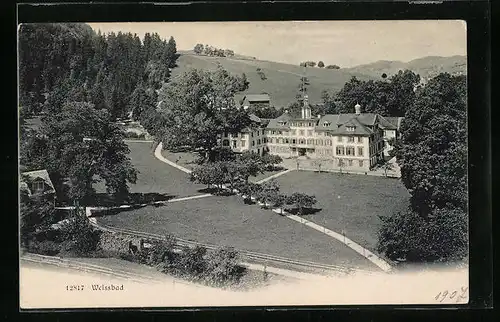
26,240 -> 62,256
58,208 -> 102,257
377,207 -> 468,263
204,246 -> 243,287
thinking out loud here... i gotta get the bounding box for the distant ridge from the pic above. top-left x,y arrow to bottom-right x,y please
344,55 -> 467,80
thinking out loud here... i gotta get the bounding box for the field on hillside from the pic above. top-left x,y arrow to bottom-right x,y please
172,54 -> 375,108
275,170 -> 410,252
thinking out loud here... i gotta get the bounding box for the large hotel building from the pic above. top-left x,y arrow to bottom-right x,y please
221,95 -> 403,172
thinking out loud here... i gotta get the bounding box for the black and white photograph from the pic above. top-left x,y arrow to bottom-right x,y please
18,20 -> 469,308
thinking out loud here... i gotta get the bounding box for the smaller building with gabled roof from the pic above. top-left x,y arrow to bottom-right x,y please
20,169 -> 56,205
240,94 -> 271,110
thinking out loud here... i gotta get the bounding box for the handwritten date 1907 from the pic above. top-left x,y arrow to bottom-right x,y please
435,286 -> 468,303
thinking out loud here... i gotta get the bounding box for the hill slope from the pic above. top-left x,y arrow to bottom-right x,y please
171,54 -> 376,108
344,55 -> 467,80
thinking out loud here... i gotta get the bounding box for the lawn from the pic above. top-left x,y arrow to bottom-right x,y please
274,170 -> 410,253
96,195 -> 378,271
94,141 -> 208,199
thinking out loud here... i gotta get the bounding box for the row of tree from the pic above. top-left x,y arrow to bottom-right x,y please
193,44 -> 235,57
189,150 -> 317,216
319,70 -> 421,116
299,61 -> 340,69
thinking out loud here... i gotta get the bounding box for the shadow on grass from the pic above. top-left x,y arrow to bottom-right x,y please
89,192 -> 177,207
284,207 -> 323,216
90,204 -> 148,218
196,187 -> 236,196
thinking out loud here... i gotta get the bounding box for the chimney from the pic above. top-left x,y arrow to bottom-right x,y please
355,103 -> 361,115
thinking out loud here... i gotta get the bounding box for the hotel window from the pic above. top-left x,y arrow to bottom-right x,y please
285,138 -> 289,144
348,160 -> 353,166
338,159 -> 344,166
267,130 -> 271,135
232,140 -> 237,148
299,139 -> 305,144
359,160 -> 364,167
222,139 -> 229,147
323,122 -> 331,127
270,138 -> 274,144
251,132 -> 254,137
299,130 -> 305,136
307,139 -> 314,145
336,146 -> 345,155
252,141 -> 255,146
358,147 -> 364,156
316,139 -> 323,145
347,126 -> 355,132
257,139 -> 261,145
241,140 -> 246,147
348,136 -> 355,143
357,137 -> 363,143
308,122 -> 313,127
224,131 -> 228,137
337,136 -> 343,142
326,139 -> 332,146
278,138 -> 282,144
307,130 -> 312,136
278,131 -> 283,135
292,139 -> 296,144
346,146 -> 355,156
271,131 -> 276,135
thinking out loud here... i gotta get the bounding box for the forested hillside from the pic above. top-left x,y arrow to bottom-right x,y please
19,23 -> 177,120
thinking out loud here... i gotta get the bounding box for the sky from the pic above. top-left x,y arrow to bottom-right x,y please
88,21 -> 466,68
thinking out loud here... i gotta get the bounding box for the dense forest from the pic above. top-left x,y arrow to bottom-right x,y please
19,23 -> 177,120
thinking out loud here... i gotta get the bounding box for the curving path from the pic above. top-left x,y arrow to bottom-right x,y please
154,142 -> 392,273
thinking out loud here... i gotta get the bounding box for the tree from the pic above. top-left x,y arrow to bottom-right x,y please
326,65 -> 340,69
39,101 -> 137,203
396,73 -> 466,214
190,162 -> 226,193
255,180 -> 280,208
312,159 -> 324,172
377,73 -> 468,263
270,193 -> 287,214
193,43 -> 204,54
157,67 -> 251,162
20,190 -> 57,248
262,153 -> 283,170
317,61 -> 325,68
286,192 -> 317,216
